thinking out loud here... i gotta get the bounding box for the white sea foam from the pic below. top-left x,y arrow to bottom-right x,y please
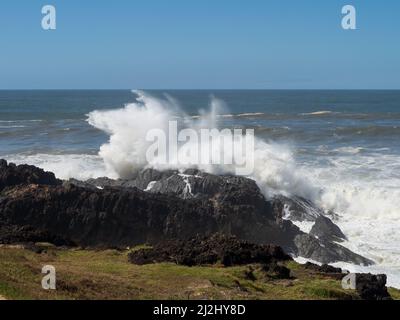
291,221 -> 315,234
299,153 -> 400,288
302,110 -> 334,116
333,146 -> 365,155
190,112 -> 264,119
4,153 -> 110,180
0,125 -> 26,128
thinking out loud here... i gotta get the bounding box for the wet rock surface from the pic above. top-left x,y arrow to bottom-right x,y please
310,216 -> 347,243
294,233 -> 372,265
128,233 -> 292,266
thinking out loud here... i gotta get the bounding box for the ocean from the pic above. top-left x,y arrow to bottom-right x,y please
1,89 -> 400,287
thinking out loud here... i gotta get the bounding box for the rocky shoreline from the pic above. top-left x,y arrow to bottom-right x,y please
0,159 -> 393,299
0,159 -> 371,265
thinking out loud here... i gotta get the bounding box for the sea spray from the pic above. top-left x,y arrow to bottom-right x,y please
87,90 -> 320,200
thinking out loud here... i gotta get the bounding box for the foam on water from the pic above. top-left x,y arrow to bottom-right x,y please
5,153 -> 110,180
299,153 -> 400,288
301,110 -> 335,116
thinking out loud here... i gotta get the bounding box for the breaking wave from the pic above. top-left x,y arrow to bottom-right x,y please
86,90 -> 318,200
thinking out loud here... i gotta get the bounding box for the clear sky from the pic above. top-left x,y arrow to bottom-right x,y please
0,0 -> 399,89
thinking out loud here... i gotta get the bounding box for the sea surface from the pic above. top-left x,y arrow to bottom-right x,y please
1,89 -> 400,287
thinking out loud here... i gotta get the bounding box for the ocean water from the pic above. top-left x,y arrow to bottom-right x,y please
1,89 -> 400,287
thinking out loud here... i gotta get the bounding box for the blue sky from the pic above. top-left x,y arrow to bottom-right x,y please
0,0 -> 399,89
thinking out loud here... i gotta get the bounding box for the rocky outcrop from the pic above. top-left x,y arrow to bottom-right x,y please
0,159 -> 61,192
0,224 -> 73,246
0,159 -> 372,266
304,262 -> 342,274
301,263 -> 392,300
355,274 -> 392,300
128,233 -> 291,266
310,215 -> 347,243
0,182 -> 303,251
294,233 -> 371,265
303,262 -> 344,280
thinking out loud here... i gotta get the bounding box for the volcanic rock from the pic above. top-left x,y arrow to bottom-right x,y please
304,262 -> 342,274
310,215 -> 347,242
355,273 -> 392,300
0,160 -> 61,192
0,160 -> 373,266
128,233 -> 291,266
294,233 -> 372,265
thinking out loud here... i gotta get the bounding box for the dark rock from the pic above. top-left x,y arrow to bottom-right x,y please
0,224 -> 73,246
0,160 -> 61,192
262,262 -> 292,279
128,233 -> 292,266
0,180 -> 301,251
82,169 -> 177,191
310,216 -> 347,242
0,160 -> 373,266
304,262 -> 342,274
63,179 -> 99,190
355,273 -> 392,300
272,195 -> 323,222
294,233 -> 372,265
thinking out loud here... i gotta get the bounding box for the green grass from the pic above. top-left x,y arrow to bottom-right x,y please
0,246 -> 399,300
388,287 -> 400,300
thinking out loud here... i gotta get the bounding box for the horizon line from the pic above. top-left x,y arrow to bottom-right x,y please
1,88 -> 400,91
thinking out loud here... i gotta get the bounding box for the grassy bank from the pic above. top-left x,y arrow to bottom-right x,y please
0,245 -> 398,300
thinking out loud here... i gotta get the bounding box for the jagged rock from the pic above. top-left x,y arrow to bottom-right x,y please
83,169 -> 177,191
273,195 -> 323,222
310,216 -> 347,242
128,233 -> 291,266
0,183 -> 300,249
294,233 -> 372,265
355,274 -> 392,300
0,160 -> 61,192
0,159 -> 372,266
274,195 -> 340,222
149,171 -> 264,204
